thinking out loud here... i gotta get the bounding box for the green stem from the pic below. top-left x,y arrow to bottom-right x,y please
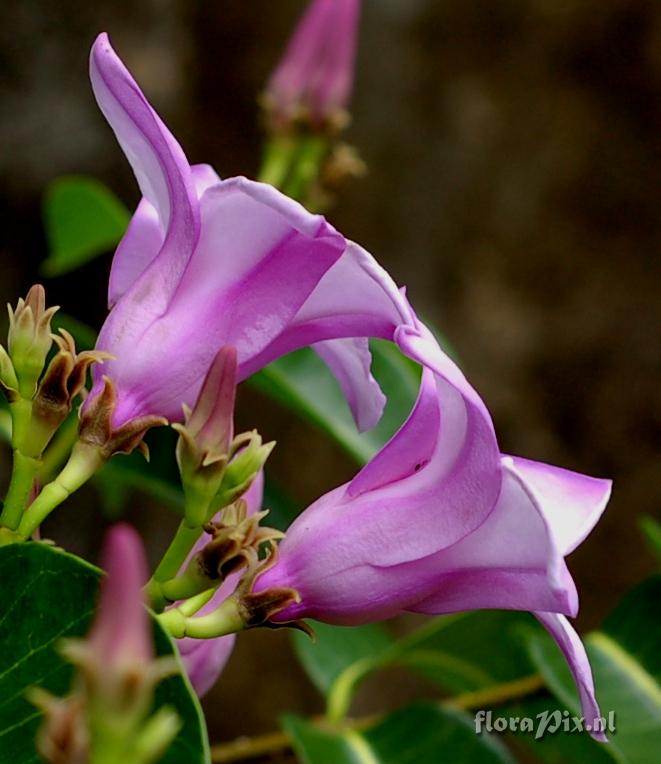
283,135 -> 328,202
146,522 -> 205,613
157,596 -> 244,639
159,570 -> 214,603
17,441 -> 105,538
0,450 -> 40,531
177,587 -> 217,617
258,135 -> 298,187
0,397 -> 40,531
38,414 -> 79,483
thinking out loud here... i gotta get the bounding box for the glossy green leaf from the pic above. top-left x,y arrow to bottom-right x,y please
283,704 -> 516,764
527,576 -> 661,764
0,542 -> 209,764
42,176 -> 130,276
293,621 -> 393,696
293,611 -> 541,722
250,340 -> 420,464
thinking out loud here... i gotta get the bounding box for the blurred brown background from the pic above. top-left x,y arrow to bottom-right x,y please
1,0 -> 660,748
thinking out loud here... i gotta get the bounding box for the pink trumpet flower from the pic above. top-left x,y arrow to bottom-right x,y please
266,0 -> 361,129
255,323 -> 611,741
87,34 -> 411,433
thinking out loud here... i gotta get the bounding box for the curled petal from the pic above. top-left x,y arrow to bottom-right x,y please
314,337 -> 385,433
506,456 -> 612,555
409,461 -> 578,617
108,163 -> 223,308
90,34 -> 199,313
95,178 -> 344,426
535,612 -> 607,743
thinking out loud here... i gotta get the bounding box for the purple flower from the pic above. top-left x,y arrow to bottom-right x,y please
266,0 -> 361,129
176,472 -> 265,696
88,33 -> 411,432
255,323 -> 611,740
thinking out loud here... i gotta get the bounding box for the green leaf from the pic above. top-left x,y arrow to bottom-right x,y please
0,542 -> 209,764
639,516 -> 661,565
249,340 -> 421,465
42,176 -> 130,276
293,611 -> 541,722
501,695 -> 615,764
283,704 -> 516,764
293,622 -> 393,696
527,576 -> 661,764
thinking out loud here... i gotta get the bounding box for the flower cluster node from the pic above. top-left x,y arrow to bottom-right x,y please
31,329 -> 111,455
199,503 -> 284,581
79,376 -> 166,460
235,545 -> 312,637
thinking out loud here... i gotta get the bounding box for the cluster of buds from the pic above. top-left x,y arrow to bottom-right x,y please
173,346 -> 274,529
159,499 -> 283,605
4,285 -> 58,400
31,525 -> 180,764
0,287 -> 110,458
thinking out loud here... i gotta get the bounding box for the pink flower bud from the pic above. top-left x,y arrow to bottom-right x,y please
266,0 -> 361,129
87,523 -> 152,669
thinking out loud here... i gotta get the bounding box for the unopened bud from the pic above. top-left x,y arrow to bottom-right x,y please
7,285 -> 58,398
264,0 -> 361,134
214,432 -> 275,510
173,346 -> 237,527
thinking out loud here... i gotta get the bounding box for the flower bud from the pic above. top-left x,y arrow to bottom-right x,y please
213,431 -> 275,510
32,525 -> 181,763
265,0 -> 361,133
30,330 -> 111,456
173,346 -> 237,527
7,285 -> 58,398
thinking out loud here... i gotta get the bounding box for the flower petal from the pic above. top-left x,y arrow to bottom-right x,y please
261,353 -> 501,574
90,33 -> 199,313
238,241 -> 414,378
96,177 -> 344,425
534,611 -> 607,742
314,338 -> 386,433
409,461 -> 577,616
108,163 -> 222,308
506,456 -> 612,555
177,634 -> 235,697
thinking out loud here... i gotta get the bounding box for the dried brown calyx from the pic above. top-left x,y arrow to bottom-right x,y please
78,376 -> 166,461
